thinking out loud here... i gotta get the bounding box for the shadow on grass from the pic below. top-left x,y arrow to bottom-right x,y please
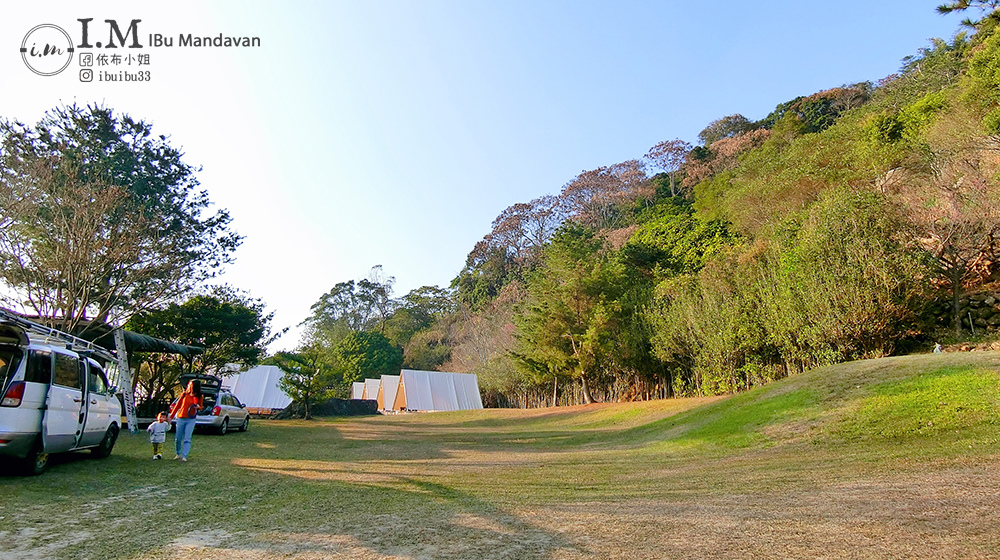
0,423 -> 584,560
0,447 -> 103,477
196,473 -> 587,559
212,422 -> 583,557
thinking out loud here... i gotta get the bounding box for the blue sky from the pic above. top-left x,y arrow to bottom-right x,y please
1,1 -> 967,349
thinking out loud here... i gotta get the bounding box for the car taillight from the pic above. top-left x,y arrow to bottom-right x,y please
212,406 -> 221,416
1,381 -> 25,407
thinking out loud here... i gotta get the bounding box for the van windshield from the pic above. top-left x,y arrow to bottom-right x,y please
0,346 -> 24,394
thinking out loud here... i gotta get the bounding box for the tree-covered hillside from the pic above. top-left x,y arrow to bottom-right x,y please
430,10 -> 1000,406
291,6 -> 1000,407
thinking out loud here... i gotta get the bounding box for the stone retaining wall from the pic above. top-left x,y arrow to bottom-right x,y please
935,291 -> 1000,333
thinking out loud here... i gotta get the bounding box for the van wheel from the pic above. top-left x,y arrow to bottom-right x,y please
23,440 -> 49,476
92,425 -> 119,459
217,419 -> 228,435
239,416 -> 249,432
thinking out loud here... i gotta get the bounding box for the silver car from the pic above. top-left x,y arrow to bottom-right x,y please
172,374 -> 249,435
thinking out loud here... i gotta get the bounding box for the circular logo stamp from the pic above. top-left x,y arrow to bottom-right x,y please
21,24 -> 74,76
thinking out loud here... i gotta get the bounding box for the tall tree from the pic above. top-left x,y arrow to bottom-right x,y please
645,139 -> 692,197
455,196 -> 566,310
697,114 -> 755,146
271,347 -> 337,420
0,104 -> 241,334
900,156 -> 1000,335
333,331 -> 403,387
302,266 -> 396,341
384,285 -> 455,349
513,224 -> 620,404
560,160 -> 651,230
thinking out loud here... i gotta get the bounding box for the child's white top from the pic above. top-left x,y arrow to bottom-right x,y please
147,420 -> 170,443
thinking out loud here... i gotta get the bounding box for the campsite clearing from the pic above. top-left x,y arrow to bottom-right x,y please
1,352 -> 999,559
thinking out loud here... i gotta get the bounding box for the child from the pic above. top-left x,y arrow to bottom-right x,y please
146,412 -> 170,460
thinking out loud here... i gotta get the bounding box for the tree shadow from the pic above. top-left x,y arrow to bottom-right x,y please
209,468 -> 586,559
0,421 -> 586,559
210,422 -> 586,559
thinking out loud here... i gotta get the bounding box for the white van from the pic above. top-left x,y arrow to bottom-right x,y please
0,320 -> 122,475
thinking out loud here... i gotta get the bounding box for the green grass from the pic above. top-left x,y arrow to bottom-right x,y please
836,364 -> 1000,445
2,352 -> 999,558
642,386 -> 821,449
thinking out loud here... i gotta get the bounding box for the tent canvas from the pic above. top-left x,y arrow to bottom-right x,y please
429,372 -> 460,411
351,382 -> 365,400
378,375 -> 400,411
392,370 -> 483,412
362,378 -> 380,401
395,370 -> 433,411
453,373 -> 484,409
225,365 -> 293,409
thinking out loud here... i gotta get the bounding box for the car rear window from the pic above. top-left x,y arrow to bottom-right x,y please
0,346 -> 24,394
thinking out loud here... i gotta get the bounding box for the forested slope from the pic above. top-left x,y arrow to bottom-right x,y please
423,16 -> 1000,406
284,9 -> 1000,409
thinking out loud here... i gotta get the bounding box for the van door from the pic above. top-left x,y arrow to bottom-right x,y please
80,360 -> 112,447
42,351 -> 86,452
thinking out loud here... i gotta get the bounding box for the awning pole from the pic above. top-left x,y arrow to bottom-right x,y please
113,328 -> 138,433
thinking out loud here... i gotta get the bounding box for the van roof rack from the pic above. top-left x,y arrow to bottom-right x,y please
0,308 -> 116,363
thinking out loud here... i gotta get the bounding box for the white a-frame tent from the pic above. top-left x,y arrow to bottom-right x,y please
388,370 -> 483,412
223,365 -> 293,411
361,378 -> 380,401
377,374 -> 400,411
351,381 -> 365,400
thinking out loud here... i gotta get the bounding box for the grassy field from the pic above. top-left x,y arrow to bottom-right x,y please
2,352 -> 999,559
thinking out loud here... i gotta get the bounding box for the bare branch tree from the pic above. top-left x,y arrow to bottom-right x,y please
645,139 -> 692,197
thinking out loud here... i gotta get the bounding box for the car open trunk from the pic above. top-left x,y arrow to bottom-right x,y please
178,373 -> 221,412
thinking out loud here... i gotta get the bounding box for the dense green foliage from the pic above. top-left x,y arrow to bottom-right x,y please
0,104 -> 241,334
431,18 -> 1000,405
513,224 -> 619,404
333,330 -> 404,386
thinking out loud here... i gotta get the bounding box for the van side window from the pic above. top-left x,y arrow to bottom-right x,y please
25,350 -> 52,384
88,363 -> 109,394
53,353 -> 81,389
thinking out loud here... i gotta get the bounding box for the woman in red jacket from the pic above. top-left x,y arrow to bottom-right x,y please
169,379 -> 203,462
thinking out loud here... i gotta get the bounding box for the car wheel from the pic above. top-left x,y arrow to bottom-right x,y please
91,425 -> 119,458
217,418 -> 228,435
23,440 -> 49,476
239,416 -> 249,432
